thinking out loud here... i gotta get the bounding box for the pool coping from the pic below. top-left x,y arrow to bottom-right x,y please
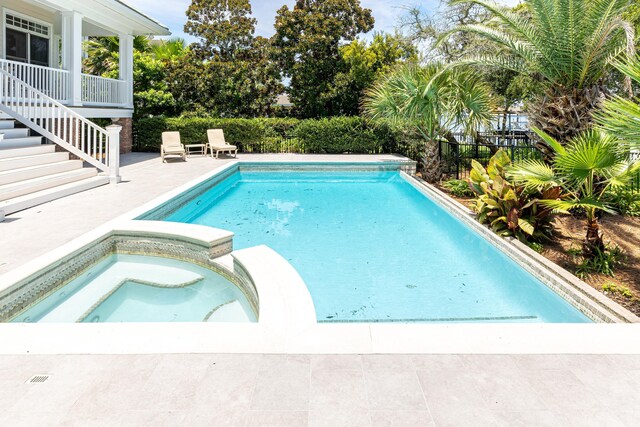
1,157 -> 640,355
401,173 -> 640,324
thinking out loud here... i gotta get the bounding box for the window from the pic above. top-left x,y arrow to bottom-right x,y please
5,13 -> 50,66
29,34 -> 49,66
5,28 -> 26,62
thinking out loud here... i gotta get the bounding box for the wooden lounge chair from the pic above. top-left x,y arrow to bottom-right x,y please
207,129 -> 238,159
161,131 -> 186,162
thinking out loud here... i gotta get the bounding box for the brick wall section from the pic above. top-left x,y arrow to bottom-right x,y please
112,117 -> 133,154
52,117 -> 80,160
43,116 -> 133,157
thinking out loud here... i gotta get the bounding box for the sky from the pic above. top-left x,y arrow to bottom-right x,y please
125,0 -> 521,42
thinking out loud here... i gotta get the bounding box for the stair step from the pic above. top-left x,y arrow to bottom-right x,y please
0,145 -> 56,160
0,120 -> 15,130
0,160 -> 82,186
0,144 -> 56,159
0,136 -> 42,149
0,174 -> 109,215
0,128 -> 30,139
0,168 -> 98,202
0,152 -> 70,172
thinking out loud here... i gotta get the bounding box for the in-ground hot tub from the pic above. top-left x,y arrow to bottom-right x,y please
0,222 -> 258,324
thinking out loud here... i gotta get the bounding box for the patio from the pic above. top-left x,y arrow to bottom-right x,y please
1,153 -> 640,426
1,353 -> 639,426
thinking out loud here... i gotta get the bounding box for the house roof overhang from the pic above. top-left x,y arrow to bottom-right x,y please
30,0 -> 171,36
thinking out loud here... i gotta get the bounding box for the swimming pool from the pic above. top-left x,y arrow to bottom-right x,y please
11,255 -> 257,323
146,168 -> 590,323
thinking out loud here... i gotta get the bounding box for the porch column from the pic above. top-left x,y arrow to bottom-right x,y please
119,34 -> 134,109
61,11 -> 83,106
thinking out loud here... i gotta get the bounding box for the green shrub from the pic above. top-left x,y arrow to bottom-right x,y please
441,179 -> 474,197
134,117 -> 266,152
292,117 -> 384,154
572,245 -> 625,278
133,116 -> 412,156
605,188 -> 640,217
602,282 -> 634,299
256,118 -> 300,139
469,150 -> 561,243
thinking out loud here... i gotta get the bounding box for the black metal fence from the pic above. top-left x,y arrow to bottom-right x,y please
439,131 -> 542,180
439,133 -> 640,195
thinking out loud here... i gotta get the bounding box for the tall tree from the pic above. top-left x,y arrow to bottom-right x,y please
400,1 -> 537,133
185,0 -> 256,60
177,0 -> 283,117
324,33 -> 417,116
272,0 -> 375,118
442,0 -> 636,151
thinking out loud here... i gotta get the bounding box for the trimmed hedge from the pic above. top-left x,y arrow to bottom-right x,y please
134,116 -> 422,158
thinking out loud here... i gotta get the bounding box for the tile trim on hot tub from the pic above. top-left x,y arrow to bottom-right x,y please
0,222 -> 261,323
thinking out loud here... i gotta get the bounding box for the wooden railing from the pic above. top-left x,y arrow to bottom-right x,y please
81,74 -> 127,106
0,68 -> 120,181
0,59 -> 70,102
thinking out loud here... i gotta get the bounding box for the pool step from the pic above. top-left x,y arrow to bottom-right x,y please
204,300 -> 252,322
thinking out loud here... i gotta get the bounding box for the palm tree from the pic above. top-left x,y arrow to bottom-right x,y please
597,56 -> 640,152
151,38 -> 189,61
442,0 -> 635,150
83,36 -> 151,76
362,63 -> 494,182
508,128 -> 640,257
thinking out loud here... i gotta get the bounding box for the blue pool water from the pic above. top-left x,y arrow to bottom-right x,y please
160,170 -> 590,323
12,255 -> 256,323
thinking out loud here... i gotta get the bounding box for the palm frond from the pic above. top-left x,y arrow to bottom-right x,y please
447,0 -> 634,88
507,159 -> 559,189
539,198 -> 616,215
531,127 -> 566,155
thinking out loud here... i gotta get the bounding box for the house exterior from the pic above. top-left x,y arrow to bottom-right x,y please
1,0 -> 169,136
0,0 -> 169,220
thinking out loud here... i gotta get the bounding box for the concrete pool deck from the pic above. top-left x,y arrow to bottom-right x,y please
1,353 -> 639,426
1,152 -> 640,425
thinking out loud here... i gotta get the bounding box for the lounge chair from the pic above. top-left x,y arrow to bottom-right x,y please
207,129 -> 238,159
161,131 -> 186,162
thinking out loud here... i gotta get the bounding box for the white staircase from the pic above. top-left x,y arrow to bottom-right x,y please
0,65 -> 122,222
0,118 -> 109,219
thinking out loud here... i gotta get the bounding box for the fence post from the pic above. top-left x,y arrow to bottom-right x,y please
106,124 -> 122,184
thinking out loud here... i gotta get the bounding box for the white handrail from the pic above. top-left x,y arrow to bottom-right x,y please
0,59 -> 70,103
0,59 -> 128,107
81,74 -> 127,106
0,68 -> 119,179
